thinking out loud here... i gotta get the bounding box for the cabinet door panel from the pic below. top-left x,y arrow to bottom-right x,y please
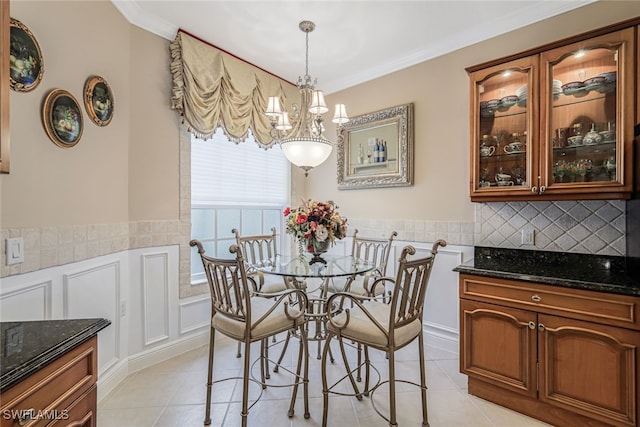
540,27 -> 635,198
460,300 -> 537,397
469,55 -> 538,200
539,314 -> 639,427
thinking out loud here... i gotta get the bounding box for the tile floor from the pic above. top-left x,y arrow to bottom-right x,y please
98,333 -> 551,426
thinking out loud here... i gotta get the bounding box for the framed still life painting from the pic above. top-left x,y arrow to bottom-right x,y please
337,103 -> 414,190
42,89 -> 83,148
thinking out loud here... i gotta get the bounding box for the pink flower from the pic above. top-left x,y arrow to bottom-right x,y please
283,207 -> 291,216
296,214 -> 307,225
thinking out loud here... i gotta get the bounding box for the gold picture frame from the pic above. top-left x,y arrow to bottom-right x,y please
83,75 -> 114,126
9,17 -> 43,92
337,103 -> 414,190
42,89 -> 83,148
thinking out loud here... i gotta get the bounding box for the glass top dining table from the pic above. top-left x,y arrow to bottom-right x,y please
255,253 -> 376,360
254,254 -> 376,280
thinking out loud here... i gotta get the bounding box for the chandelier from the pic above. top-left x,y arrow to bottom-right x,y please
265,20 -> 349,176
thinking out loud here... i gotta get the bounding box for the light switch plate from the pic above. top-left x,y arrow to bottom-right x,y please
6,237 -> 24,265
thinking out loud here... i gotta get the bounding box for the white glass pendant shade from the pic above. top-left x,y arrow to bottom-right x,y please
309,90 -> 329,114
266,96 -> 283,118
281,137 -> 332,175
332,104 -> 349,124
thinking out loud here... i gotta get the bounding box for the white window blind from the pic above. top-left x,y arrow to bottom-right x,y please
191,128 -> 289,206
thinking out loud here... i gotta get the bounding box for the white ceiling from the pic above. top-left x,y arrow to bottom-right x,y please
112,0 -> 596,94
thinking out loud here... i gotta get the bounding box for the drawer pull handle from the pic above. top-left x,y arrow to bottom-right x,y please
539,186 -> 546,194
531,186 -> 538,194
16,408 -> 35,426
538,323 -> 545,332
528,321 -> 536,330
531,295 -> 542,302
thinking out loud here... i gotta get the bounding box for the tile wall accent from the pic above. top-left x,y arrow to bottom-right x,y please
474,200 -> 626,256
0,220 -> 182,278
347,218 -> 475,247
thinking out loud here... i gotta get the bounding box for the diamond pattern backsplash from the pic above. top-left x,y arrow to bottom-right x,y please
475,200 -> 625,256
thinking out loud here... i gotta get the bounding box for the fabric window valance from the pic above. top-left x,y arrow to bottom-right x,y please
170,31 -> 295,145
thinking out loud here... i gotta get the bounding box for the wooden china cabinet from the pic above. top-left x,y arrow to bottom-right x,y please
468,22 -> 637,202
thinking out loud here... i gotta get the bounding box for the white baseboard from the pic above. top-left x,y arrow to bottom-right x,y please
97,359 -> 130,403
98,329 -> 209,403
422,321 -> 459,355
128,329 -> 209,374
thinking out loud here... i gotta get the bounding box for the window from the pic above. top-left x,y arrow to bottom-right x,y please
190,128 -> 289,283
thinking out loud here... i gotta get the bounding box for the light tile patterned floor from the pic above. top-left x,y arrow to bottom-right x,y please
98,333 -> 551,426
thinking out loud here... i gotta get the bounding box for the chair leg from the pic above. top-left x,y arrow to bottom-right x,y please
363,345 -> 371,397
204,327 -> 215,425
274,330 -> 292,373
337,336 -> 363,399
388,348 -> 398,427
236,341 -> 241,358
321,331 -> 334,427
263,338 -> 270,380
259,339 -> 267,389
241,339 -> 251,427
418,332 -> 429,427
288,324 -> 309,418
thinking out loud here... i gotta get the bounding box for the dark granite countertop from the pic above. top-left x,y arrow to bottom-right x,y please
453,246 -> 640,297
0,318 -> 111,391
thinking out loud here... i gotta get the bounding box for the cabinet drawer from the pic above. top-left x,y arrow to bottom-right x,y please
46,386 -> 96,427
0,337 -> 97,427
460,274 -> 640,330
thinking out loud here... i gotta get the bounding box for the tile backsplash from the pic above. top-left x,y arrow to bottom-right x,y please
475,200 -> 626,256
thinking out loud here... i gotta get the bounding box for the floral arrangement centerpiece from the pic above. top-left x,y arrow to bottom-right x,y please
284,199 -> 348,263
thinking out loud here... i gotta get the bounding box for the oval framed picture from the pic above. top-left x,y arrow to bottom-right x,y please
9,17 -> 44,92
42,89 -> 83,148
84,75 -> 114,126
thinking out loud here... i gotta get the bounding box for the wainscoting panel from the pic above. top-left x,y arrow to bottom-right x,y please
63,261 -> 121,373
179,295 -> 210,334
142,252 -> 170,346
0,280 -> 52,321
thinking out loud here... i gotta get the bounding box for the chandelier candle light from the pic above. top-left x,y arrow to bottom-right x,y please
265,21 -> 349,176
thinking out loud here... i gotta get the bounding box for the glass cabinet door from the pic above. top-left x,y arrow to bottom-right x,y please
541,28 -> 635,197
470,56 -> 537,199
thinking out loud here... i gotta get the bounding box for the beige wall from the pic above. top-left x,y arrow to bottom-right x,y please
4,1 -> 133,228
316,0 -> 640,223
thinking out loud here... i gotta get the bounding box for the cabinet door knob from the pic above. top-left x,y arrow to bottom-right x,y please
538,323 -> 545,331
539,186 -> 547,193
531,186 -> 538,193
528,321 -> 536,330
531,295 -> 542,302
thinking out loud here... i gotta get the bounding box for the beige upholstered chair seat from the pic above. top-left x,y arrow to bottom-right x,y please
327,300 -> 422,348
257,273 -> 290,294
212,297 -> 303,341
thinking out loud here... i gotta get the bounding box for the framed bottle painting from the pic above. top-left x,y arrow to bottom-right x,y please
42,89 -> 83,148
9,17 -> 43,92
83,75 -> 114,126
337,103 -> 414,190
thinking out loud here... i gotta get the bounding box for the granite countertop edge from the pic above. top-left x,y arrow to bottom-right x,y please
0,318 -> 111,391
454,264 -> 640,297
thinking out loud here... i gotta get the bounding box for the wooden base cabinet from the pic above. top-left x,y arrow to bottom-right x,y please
0,337 -> 98,427
460,274 -> 640,427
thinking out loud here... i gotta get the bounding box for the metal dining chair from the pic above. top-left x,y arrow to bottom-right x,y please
321,240 -> 446,427
335,229 -> 397,297
190,240 -> 310,426
328,229 -> 397,380
232,228 -> 291,365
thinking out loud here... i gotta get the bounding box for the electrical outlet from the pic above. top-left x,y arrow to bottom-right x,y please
521,229 -> 535,246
